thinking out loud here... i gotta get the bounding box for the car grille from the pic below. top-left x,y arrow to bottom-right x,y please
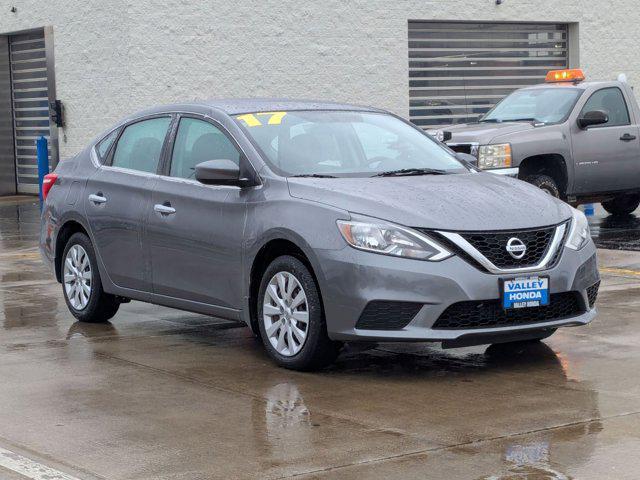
432,292 -> 584,330
459,226 -> 556,269
355,301 -> 423,330
587,281 -> 600,309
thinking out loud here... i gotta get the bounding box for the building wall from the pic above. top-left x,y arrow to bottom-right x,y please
1,0 -> 638,159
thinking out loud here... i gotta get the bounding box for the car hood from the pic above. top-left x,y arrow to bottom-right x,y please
287,173 -> 572,231
444,122 -> 535,145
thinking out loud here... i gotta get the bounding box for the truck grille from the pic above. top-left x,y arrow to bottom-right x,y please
460,226 -> 556,269
432,292 -> 584,330
447,144 -> 476,156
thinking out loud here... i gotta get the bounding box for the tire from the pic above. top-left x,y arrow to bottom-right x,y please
61,232 -> 119,323
524,174 -> 560,198
257,255 -> 341,370
602,194 -> 640,216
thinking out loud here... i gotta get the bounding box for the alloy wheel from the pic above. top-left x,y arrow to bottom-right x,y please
262,271 -> 309,356
64,244 -> 92,310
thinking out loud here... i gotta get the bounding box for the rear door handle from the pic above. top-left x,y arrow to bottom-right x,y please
154,203 -> 176,215
88,193 -> 107,204
620,133 -> 637,141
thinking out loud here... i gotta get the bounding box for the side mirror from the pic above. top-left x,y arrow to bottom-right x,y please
455,152 -> 478,166
442,131 -> 452,142
195,159 -> 245,186
578,110 -> 609,129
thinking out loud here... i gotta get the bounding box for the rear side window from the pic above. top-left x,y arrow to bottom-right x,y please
112,117 -> 171,173
96,129 -> 119,162
581,88 -> 630,127
170,118 -> 241,179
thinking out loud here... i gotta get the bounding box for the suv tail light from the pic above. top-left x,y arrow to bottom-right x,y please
42,173 -> 58,201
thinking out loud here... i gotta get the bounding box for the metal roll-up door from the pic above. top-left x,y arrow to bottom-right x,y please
9,30 -> 51,194
409,22 -> 569,129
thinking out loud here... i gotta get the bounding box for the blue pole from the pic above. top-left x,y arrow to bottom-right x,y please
36,136 -> 49,203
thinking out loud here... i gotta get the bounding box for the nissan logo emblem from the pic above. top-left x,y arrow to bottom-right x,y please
506,237 -> 527,259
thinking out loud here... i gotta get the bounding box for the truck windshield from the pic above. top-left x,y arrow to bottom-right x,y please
235,111 -> 467,177
481,87 -> 582,124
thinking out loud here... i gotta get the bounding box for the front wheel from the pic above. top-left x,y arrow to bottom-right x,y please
62,232 -> 120,323
523,174 -> 560,198
257,255 -> 341,370
602,194 -> 640,216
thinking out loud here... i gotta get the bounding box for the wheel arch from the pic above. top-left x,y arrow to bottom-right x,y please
518,154 -> 569,198
54,218 -> 91,283
247,234 -> 326,336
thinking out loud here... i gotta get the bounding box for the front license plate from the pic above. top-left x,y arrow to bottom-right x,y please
502,276 -> 549,310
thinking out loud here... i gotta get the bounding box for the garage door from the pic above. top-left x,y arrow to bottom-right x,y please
9,30 -> 51,194
409,22 -> 569,129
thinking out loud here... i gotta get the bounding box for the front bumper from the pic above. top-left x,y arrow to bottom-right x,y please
317,240 -> 599,344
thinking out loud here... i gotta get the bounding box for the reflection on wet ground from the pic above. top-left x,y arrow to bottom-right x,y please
1,196 -> 640,479
587,203 -> 640,251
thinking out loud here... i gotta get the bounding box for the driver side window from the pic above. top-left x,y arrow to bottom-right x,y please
170,118 -> 241,179
581,87 -> 630,127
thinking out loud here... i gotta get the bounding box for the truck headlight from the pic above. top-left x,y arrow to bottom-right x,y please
337,219 -> 452,261
566,208 -> 590,251
478,143 -> 512,169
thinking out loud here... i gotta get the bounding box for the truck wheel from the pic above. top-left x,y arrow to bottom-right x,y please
602,194 -> 640,216
257,255 -> 341,370
524,174 -> 560,198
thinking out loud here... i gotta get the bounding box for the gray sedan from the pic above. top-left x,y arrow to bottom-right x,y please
40,99 -> 599,370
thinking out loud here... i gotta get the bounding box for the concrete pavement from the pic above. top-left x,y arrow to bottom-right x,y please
1,196 -> 640,479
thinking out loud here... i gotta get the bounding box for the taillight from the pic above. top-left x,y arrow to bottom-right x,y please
42,173 -> 58,201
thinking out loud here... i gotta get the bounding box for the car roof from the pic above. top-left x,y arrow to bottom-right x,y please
128,98 -> 385,119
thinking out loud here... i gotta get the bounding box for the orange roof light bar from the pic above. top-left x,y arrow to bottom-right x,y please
545,69 -> 585,83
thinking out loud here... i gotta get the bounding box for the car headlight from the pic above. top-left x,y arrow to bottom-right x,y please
478,143 -> 512,169
336,219 -> 452,261
566,208 -> 590,250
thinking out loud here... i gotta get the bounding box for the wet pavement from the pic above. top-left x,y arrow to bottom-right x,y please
1,195 -> 640,479
587,202 -> 640,251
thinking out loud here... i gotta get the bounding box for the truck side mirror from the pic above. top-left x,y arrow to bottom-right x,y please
578,110 -> 609,129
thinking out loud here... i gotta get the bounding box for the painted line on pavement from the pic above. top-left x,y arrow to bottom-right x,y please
0,446 -> 83,480
600,267 -> 640,277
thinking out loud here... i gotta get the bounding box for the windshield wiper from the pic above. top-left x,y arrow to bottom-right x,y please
373,168 -> 448,177
290,173 -> 338,178
478,118 -> 501,123
510,117 -> 541,123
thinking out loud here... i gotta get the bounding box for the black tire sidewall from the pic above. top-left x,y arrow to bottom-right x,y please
526,175 -> 560,198
257,255 -> 333,370
61,232 -> 115,322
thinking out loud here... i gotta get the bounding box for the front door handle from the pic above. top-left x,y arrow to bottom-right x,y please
154,203 -> 176,215
620,133 -> 637,141
88,193 -> 107,204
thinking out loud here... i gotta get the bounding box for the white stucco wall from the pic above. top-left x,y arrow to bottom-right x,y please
1,0 -> 639,158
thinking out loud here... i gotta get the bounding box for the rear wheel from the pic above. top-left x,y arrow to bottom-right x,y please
257,255 -> 341,370
602,194 -> 640,216
62,232 -> 119,323
524,174 -> 560,198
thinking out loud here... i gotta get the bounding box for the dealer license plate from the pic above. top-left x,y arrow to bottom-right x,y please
502,276 -> 549,310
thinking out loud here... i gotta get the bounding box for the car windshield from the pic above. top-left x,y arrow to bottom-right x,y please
234,111 -> 467,177
481,87 -> 582,124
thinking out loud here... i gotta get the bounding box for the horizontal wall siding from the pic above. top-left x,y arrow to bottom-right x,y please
409,21 -> 568,128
